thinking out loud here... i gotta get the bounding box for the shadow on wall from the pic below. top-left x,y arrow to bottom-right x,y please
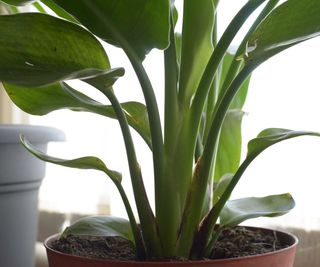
275,227 -> 320,267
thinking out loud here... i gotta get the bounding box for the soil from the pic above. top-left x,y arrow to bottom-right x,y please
51,235 -> 136,261
51,226 -> 286,261
210,226 -> 284,259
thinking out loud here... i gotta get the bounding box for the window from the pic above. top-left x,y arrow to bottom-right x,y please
20,1 -> 320,232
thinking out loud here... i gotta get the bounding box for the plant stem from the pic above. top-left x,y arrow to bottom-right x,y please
80,1 -> 164,257
203,228 -> 223,258
104,88 -> 162,257
190,64 -> 256,258
158,11 -> 182,255
176,0 -> 268,256
219,0 -> 280,97
115,183 -> 146,259
199,152 -> 258,258
191,0 -> 267,125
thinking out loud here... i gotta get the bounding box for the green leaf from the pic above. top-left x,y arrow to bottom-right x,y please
20,136 -> 122,183
214,110 -> 244,182
62,215 -> 134,243
119,102 -> 151,149
52,0 -> 170,60
4,80 -> 152,148
40,0 -> 78,23
219,51 -> 250,110
178,0 -> 214,105
197,128 -> 320,256
246,0 -> 320,64
3,82 -> 102,115
0,13 -> 109,86
82,68 -> 125,92
0,0 -> 35,6
212,173 -> 233,206
220,193 -> 295,228
247,128 -> 320,157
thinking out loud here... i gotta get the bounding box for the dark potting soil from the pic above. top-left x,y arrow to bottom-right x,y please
51,226 -> 286,261
210,226 -> 284,259
51,235 -> 136,261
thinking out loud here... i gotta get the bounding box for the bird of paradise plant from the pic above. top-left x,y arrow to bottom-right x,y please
0,0 -> 320,260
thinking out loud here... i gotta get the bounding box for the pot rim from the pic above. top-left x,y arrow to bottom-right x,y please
0,124 -> 65,143
44,225 -> 298,264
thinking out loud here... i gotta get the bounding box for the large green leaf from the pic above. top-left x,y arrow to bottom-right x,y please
39,0 -> 78,23
214,109 -> 244,182
0,0 -> 35,6
52,0 -> 170,60
219,52 -> 250,110
246,0 -> 320,64
21,136 -> 122,183
4,81 -> 152,148
0,13 -> 109,86
178,0 -> 214,104
62,215 -> 134,243
220,193 -> 295,228
247,128 -> 320,157
197,128 -> 320,257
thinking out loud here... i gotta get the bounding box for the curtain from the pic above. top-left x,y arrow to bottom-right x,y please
0,84 -> 29,124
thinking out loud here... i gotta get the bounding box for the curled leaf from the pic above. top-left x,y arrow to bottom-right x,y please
245,0 -> 320,64
62,215 -> 134,243
21,136 -> 122,183
220,193 -> 295,228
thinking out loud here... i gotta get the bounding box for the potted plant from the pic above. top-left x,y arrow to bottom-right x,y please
0,0 -> 320,266
0,8 -> 65,267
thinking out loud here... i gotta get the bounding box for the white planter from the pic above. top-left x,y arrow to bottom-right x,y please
0,125 -> 64,267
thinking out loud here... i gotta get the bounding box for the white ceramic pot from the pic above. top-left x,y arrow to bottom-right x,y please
0,124 -> 64,267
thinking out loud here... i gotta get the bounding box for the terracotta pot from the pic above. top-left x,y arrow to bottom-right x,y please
44,226 -> 298,267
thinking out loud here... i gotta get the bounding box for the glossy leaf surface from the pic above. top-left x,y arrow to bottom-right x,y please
0,13 -> 109,86
52,0 -> 170,60
4,81 -> 152,148
0,0 -> 35,6
246,0 -> 320,64
219,52 -> 250,110
40,0 -> 78,23
62,215 -> 134,242
21,136 -> 122,183
178,0 -> 214,104
247,128 -> 320,157
214,109 -> 244,182
220,193 -> 295,227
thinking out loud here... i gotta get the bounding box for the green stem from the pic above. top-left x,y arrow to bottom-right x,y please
177,65 -> 255,256
189,64 -> 256,258
219,0 -> 280,97
176,0 -> 267,256
199,152 -> 258,258
104,89 -> 162,257
158,11 -> 182,255
115,183 -> 146,259
191,0 -> 267,125
164,6 -> 179,155
203,227 -> 223,258
80,2 -> 164,257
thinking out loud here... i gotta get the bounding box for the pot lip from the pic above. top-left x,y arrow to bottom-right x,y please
44,226 -> 298,264
0,124 -> 65,143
